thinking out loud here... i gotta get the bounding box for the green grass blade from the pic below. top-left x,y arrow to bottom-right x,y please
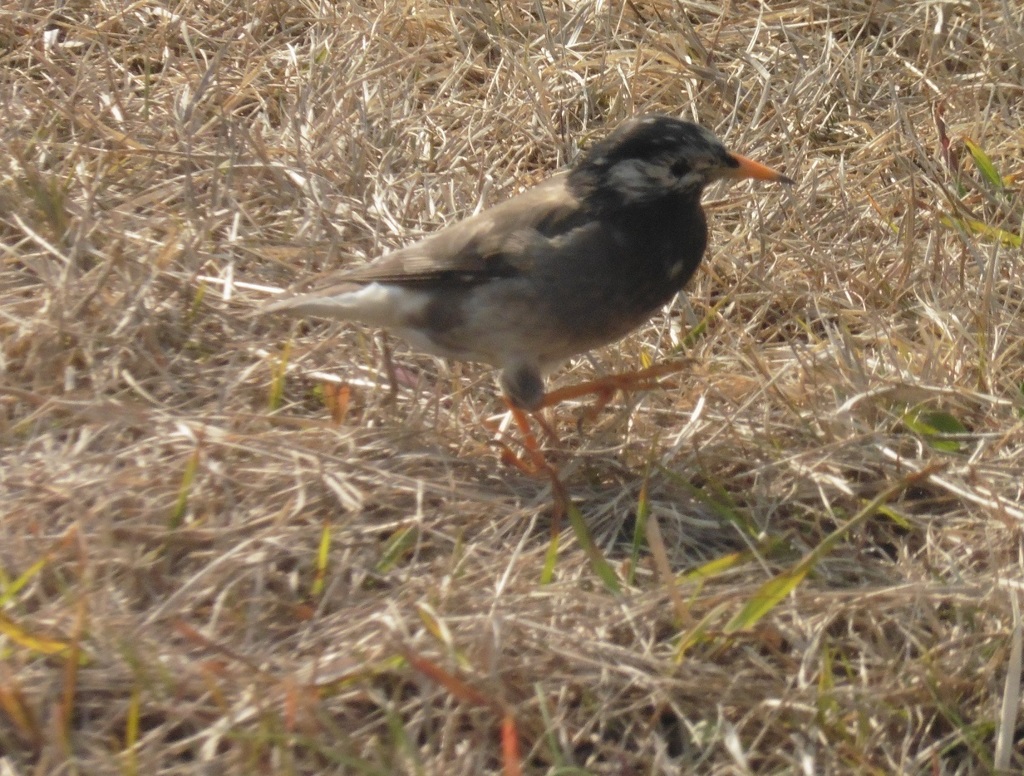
566,499 -> 620,594
724,472 -> 933,633
962,137 -> 1004,192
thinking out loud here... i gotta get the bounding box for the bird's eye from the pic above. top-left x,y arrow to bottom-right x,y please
670,158 -> 690,177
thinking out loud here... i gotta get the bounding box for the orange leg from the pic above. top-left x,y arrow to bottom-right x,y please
493,360 -> 685,470
539,360 -> 687,416
499,401 -> 556,476
490,400 -> 568,524
493,360 -> 686,523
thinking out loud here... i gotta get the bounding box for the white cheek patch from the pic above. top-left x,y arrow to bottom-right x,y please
608,159 -> 671,204
608,160 -> 703,203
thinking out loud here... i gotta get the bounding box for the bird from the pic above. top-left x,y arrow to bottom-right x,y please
264,115 -> 792,418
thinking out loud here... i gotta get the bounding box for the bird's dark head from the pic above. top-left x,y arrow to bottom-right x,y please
568,115 -> 792,212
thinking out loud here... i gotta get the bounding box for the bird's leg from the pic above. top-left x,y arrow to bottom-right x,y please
538,360 -> 688,417
491,360 -> 686,525
494,400 -> 554,476
488,400 -> 568,523
493,360 -> 686,467
528,408 -> 562,446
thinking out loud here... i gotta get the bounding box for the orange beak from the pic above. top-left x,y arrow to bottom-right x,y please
726,153 -> 794,184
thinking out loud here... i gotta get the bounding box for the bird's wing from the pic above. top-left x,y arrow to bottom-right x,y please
296,174 -> 586,293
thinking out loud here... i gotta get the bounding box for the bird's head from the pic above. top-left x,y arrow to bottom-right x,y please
568,115 -> 792,212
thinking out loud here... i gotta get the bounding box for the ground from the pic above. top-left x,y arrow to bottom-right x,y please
1,1 -> 1022,774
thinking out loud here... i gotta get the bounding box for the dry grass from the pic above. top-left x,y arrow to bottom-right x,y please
2,0 -> 1023,773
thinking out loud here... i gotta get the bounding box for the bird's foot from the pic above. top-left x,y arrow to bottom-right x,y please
539,359 -> 687,419
487,401 -> 568,523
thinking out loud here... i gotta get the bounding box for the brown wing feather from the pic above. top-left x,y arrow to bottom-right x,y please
298,174 -> 584,294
